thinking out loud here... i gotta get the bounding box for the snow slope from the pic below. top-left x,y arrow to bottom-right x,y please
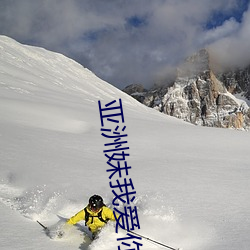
0,35 -> 250,250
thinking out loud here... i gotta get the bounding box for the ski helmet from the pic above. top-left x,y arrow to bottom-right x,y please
89,195 -> 104,211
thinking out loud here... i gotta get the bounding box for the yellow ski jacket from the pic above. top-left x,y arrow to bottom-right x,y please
67,206 -> 116,233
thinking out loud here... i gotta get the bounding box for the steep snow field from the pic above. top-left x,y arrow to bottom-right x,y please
0,36 -> 250,250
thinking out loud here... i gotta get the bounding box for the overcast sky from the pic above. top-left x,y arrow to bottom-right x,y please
0,0 -> 249,89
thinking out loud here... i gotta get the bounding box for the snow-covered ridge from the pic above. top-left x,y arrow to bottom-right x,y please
0,35 -> 140,104
0,35 -> 152,133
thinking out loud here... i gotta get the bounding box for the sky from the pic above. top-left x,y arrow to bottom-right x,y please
0,0 -> 249,89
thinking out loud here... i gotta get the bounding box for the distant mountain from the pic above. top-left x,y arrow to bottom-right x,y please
123,49 -> 250,130
217,66 -> 250,100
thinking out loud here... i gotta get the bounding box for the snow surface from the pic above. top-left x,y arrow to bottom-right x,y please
0,35 -> 250,250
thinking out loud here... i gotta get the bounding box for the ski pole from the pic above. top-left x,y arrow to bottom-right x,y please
127,230 -> 181,250
37,220 -> 48,230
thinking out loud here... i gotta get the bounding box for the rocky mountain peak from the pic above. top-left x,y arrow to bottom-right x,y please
123,49 -> 250,130
177,48 -> 210,78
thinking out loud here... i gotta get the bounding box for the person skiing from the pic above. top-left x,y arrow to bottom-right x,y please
66,194 -> 116,239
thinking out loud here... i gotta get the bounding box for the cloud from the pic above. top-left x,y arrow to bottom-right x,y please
0,0 -> 249,89
209,4 -> 250,69
200,18 -> 240,45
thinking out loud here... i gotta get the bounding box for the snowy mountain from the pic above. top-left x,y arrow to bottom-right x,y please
124,49 -> 250,130
0,36 -> 250,250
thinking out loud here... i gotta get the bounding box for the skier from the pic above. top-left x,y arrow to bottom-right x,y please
66,194 -> 116,239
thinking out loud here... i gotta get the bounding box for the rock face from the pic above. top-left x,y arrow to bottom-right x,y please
217,66 -> 250,100
123,84 -> 147,103
124,49 -> 250,130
